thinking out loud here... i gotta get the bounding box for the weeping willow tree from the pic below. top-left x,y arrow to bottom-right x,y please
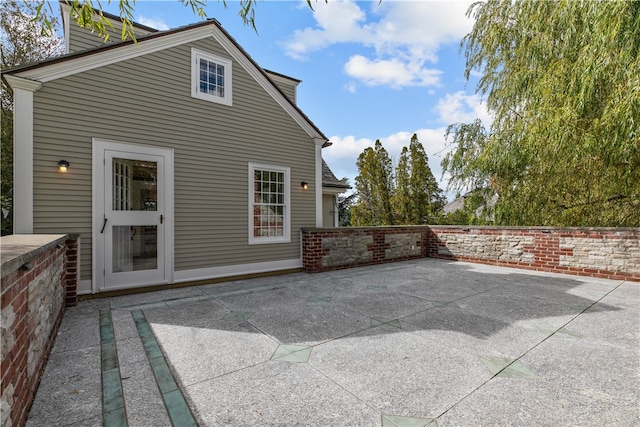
443,0 -> 640,226
33,0 -> 321,40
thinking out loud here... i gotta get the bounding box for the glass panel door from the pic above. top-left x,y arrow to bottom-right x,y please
104,152 -> 165,289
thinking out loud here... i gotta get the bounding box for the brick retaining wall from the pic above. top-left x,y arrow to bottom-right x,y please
0,235 -> 78,427
302,227 -> 429,272
428,226 -> 640,282
302,226 -> 640,282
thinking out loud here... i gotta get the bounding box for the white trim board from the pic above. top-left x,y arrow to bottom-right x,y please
78,258 -> 302,294
174,258 -> 302,283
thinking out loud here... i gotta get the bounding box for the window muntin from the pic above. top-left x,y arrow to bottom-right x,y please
191,48 -> 232,105
249,164 -> 290,244
199,58 -> 225,98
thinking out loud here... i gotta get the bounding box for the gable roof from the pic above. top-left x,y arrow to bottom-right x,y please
322,159 -> 351,189
3,13 -> 327,142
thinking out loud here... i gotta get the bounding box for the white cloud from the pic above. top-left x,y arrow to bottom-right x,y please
321,88 -> 493,200
137,16 -> 170,31
284,0 -> 474,89
322,127 -> 457,200
344,81 -> 358,94
285,1 -> 370,60
344,55 -> 441,88
435,91 -> 492,128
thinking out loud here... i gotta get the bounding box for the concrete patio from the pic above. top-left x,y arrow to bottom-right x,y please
26,258 -> 639,426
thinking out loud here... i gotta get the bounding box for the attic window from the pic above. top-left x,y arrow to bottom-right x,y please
191,48 -> 232,106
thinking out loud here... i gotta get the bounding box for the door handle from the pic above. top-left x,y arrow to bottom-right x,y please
160,214 -> 164,224
100,217 -> 108,233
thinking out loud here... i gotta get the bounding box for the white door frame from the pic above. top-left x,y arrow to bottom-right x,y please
92,138 -> 174,293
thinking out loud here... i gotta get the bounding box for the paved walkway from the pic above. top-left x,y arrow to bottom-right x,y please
27,259 -> 639,426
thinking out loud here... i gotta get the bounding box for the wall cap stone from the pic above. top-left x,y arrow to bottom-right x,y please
429,225 -> 640,232
0,234 -> 68,279
302,225 -> 429,232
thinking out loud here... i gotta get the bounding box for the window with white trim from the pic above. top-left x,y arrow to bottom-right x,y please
249,163 -> 290,244
191,48 -> 232,106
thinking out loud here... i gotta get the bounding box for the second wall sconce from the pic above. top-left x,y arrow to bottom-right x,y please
300,181 -> 308,191
58,160 -> 70,172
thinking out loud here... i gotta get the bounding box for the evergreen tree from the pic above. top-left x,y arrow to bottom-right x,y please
337,178 -> 356,227
354,136 -> 445,226
393,147 -> 412,224
352,140 -> 394,226
407,134 -> 445,223
393,134 -> 445,224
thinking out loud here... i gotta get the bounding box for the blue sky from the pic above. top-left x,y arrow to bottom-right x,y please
94,0 -> 490,201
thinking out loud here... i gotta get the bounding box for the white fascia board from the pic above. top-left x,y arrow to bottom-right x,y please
13,25 -> 217,83
12,20 -> 326,141
322,187 -> 347,195
3,75 -> 43,92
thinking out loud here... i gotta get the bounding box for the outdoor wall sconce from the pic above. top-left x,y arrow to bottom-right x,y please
301,181 -> 308,190
58,160 -> 70,172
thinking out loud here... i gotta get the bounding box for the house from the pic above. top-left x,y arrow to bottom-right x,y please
321,159 -> 351,227
442,190 -> 498,218
3,3 -> 347,295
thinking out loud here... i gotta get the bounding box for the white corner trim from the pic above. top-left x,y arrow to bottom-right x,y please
12,86 -> 38,233
61,2 -> 71,54
174,258 -> 302,283
314,139 -> 323,227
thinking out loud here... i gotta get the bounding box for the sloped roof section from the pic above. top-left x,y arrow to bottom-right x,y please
322,159 -> 351,189
3,13 -> 327,141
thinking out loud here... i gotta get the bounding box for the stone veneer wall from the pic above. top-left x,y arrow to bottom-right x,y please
1,235 -> 78,427
302,226 -> 640,282
427,226 -> 639,281
302,227 -> 429,272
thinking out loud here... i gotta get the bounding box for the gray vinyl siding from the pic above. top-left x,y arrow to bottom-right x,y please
32,36 -> 317,281
68,19 -> 153,53
268,78 -> 297,105
322,194 -> 336,227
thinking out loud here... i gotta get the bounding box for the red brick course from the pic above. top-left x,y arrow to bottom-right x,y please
1,235 -> 78,427
302,226 -> 640,282
427,226 -> 639,282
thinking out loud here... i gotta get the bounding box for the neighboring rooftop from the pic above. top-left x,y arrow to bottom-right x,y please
322,159 -> 350,189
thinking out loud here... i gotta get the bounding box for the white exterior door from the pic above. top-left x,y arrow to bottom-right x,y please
93,139 -> 173,292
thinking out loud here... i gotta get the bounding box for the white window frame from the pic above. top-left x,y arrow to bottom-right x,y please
191,48 -> 232,106
248,163 -> 291,245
